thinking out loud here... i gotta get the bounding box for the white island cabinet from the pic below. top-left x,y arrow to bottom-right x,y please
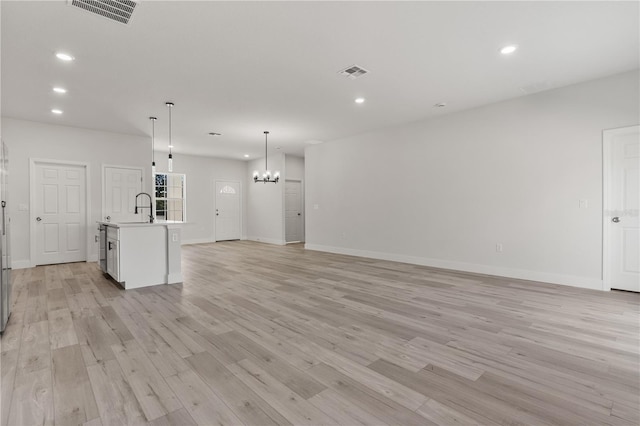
98,221 -> 182,289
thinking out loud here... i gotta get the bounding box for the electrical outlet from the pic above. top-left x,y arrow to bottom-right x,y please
313,204 -> 319,210
172,233 -> 178,242
579,199 -> 589,209
496,243 -> 503,253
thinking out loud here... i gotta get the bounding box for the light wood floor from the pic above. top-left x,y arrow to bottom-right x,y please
1,241 -> 638,426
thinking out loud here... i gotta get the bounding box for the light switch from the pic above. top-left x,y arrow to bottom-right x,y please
172,233 -> 178,242
579,199 -> 589,209
18,203 -> 28,211
313,204 -> 319,210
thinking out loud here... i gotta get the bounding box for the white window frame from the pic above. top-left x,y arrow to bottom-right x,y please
154,172 -> 187,222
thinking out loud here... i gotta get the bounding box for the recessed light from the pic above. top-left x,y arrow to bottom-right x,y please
51,109 -> 63,114
355,97 -> 365,104
500,45 -> 517,55
53,87 -> 67,94
55,52 -> 75,61
244,154 -> 250,158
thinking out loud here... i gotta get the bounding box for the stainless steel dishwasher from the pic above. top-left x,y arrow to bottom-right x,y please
98,223 -> 107,272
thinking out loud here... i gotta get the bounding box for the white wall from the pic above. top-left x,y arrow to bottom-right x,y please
285,155 -> 305,180
246,152 -> 285,244
1,117 -> 152,267
305,70 -> 640,290
153,152 -> 248,244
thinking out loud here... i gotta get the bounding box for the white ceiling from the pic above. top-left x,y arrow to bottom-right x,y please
2,1 -> 638,160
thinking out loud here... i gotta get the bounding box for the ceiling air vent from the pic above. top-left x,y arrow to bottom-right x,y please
338,65 -> 369,80
69,0 -> 138,25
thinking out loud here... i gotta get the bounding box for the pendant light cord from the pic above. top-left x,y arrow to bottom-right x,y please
150,117 -> 156,164
264,131 -> 269,171
168,105 -> 172,156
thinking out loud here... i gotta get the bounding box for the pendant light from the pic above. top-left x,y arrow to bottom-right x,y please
166,102 -> 174,172
253,131 -> 280,183
149,116 -> 157,174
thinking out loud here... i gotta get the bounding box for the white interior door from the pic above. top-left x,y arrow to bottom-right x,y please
215,181 -> 240,241
35,163 -> 86,265
104,166 -> 142,223
605,125 -> 639,292
285,180 -> 303,243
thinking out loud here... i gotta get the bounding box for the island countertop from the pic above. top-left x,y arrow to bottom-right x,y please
97,220 -> 185,228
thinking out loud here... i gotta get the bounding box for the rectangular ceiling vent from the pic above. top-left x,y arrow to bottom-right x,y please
338,65 -> 369,80
68,0 -> 138,25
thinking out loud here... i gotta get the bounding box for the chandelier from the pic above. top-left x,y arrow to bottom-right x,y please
253,131 -> 280,183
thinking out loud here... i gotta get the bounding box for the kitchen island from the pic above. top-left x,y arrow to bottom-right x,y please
98,221 -> 182,289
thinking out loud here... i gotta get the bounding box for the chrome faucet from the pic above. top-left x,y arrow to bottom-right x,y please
134,192 -> 154,223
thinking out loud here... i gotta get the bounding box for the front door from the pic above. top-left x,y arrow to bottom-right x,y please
215,181 -> 240,241
285,180 -> 303,243
104,166 -> 142,223
605,125 -> 639,292
35,162 -> 86,265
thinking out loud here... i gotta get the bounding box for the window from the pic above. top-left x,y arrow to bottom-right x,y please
154,173 -> 186,221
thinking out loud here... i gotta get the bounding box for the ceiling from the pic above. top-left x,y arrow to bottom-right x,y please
2,1 -> 638,160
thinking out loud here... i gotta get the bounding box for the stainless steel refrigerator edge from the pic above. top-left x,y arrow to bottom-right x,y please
0,141 -> 11,333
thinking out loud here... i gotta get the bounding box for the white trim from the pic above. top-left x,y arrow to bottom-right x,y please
11,260 -> 31,270
102,164 -> 145,222
30,158 -> 91,267
167,272 -> 183,284
602,125 -> 640,292
213,179 -> 242,242
247,236 -> 286,246
181,238 -> 215,245
305,244 -> 603,291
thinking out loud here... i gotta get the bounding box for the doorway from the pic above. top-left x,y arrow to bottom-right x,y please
285,180 -> 303,243
102,165 -> 143,223
215,180 -> 241,241
30,160 -> 89,266
603,125 -> 639,292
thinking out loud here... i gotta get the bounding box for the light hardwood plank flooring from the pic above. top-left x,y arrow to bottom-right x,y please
1,241 -> 638,426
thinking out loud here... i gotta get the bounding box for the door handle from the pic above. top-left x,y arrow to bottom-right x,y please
36,217 -> 42,222
612,217 -> 621,223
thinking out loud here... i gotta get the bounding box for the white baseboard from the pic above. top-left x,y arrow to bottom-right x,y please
13,256 -> 101,269
181,238 -> 215,245
247,236 -> 286,246
167,273 -> 183,284
304,244 -> 604,291
11,259 -> 32,270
